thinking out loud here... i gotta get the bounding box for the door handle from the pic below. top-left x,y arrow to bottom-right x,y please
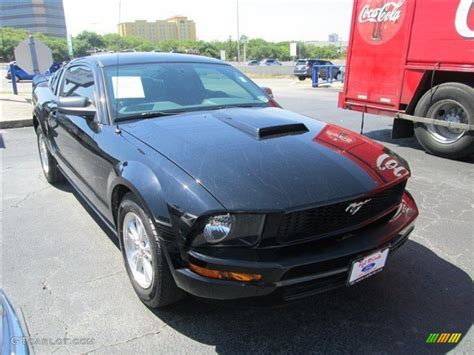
49,108 -> 59,128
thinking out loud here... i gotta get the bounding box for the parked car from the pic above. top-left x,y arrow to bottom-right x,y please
5,61 -> 61,81
32,53 -> 418,307
247,60 -> 259,66
259,58 -> 282,66
294,59 -> 343,81
1,290 -> 30,354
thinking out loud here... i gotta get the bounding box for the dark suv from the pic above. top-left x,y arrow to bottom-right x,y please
294,59 -> 342,81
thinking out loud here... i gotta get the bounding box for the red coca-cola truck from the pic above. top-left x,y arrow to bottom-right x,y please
339,0 -> 474,159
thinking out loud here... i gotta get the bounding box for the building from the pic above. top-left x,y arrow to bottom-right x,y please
0,0 -> 67,38
328,33 -> 339,43
118,16 -> 196,43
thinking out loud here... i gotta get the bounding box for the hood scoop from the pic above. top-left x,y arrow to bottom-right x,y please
216,110 -> 309,139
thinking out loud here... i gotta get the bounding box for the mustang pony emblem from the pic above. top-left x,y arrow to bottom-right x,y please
346,199 -> 372,215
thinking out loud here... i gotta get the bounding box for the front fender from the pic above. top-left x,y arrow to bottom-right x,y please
107,158 -> 225,229
107,161 -> 164,224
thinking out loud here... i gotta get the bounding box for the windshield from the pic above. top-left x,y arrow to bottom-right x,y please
103,62 -> 270,121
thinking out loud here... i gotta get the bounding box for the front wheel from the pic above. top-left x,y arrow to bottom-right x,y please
414,82 -> 474,159
36,126 -> 63,184
118,193 -> 183,308
298,76 -> 306,81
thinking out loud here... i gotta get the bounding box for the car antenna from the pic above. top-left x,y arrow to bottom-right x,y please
115,0 -> 122,135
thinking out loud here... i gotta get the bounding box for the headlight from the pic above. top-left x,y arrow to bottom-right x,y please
194,214 -> 265,247
203,214 -> 233,244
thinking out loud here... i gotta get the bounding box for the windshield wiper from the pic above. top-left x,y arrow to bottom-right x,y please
114,104 -> 264,123
203,104 -> 264,111
115,110 -> 185,122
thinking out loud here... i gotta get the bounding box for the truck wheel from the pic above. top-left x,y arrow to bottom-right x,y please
36,126 -> 63,184
118,193 -> 184,308
414,82 -> 474,159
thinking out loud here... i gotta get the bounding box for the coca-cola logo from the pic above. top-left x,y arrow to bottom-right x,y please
359,1 -> 404,23
455,0 -> 474,39
357,0 -> 406,44
376,153 -> 408,177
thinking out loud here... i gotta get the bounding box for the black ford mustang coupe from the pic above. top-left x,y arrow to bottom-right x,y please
33,53 -> 418,307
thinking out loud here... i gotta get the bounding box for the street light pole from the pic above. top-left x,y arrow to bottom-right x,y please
236,1 -> 240,62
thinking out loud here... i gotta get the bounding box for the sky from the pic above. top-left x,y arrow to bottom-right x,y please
63,0 -> 354,42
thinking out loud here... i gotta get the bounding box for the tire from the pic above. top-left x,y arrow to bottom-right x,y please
414,82 -> 474,159
36,126 -> 63,184
298,76 -> 306,81
336,72 -> 342,81
118,193 -> 183,308
15,75 -> 20,83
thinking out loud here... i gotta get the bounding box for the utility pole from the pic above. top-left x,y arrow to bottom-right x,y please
236,1 -> 240,62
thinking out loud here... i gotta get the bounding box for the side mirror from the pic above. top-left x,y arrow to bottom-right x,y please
58,96 -> 96,118
261,87 -> 273,99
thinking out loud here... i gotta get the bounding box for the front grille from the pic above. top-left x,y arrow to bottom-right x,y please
276,182 -> 406,243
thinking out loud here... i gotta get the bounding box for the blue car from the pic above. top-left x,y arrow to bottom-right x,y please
1,290 -> 30,354
5,61 -> 61,81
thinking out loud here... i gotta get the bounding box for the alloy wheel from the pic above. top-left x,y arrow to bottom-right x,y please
38,132 -> 50,175
123,212 -> 154,289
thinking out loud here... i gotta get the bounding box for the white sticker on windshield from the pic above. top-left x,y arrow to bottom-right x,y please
111,76 -> 145,99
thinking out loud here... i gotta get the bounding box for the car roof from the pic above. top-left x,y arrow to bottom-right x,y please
72,52 -> 225,67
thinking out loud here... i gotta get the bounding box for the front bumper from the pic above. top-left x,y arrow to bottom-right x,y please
170,192 -> 418,301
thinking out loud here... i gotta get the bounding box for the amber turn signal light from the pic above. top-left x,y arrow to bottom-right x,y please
189,263 -> 262,282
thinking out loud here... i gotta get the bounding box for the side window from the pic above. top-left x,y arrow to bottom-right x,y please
48,69 -> 62,94
60,66 -> 96,104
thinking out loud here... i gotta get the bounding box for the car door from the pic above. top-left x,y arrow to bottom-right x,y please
50,64 -> 109,209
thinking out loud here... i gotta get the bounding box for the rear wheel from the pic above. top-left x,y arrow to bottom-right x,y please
36,126 -> 63,184
336,72 -> 342,81
414,82 -> 474,159
298,76 -> 306,81
118,193 -> 183,308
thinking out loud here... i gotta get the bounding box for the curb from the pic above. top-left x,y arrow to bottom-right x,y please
0,119 -> 33,129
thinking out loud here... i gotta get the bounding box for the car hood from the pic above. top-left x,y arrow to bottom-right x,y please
122,107 -> 409,211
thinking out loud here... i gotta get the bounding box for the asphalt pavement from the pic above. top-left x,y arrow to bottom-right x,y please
1,79 -> 472,354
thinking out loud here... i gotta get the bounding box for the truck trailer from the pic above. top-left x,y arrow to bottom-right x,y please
339,0 -> 474,159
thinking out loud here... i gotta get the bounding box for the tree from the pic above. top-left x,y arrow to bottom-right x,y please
75,31 -> 105,49
0,27 -> 346,63
307,45 -> 340,60
0,27 -> 29,61
34,32 -> 68,61
0,27 -> 68,62
72,31 -> 106,56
